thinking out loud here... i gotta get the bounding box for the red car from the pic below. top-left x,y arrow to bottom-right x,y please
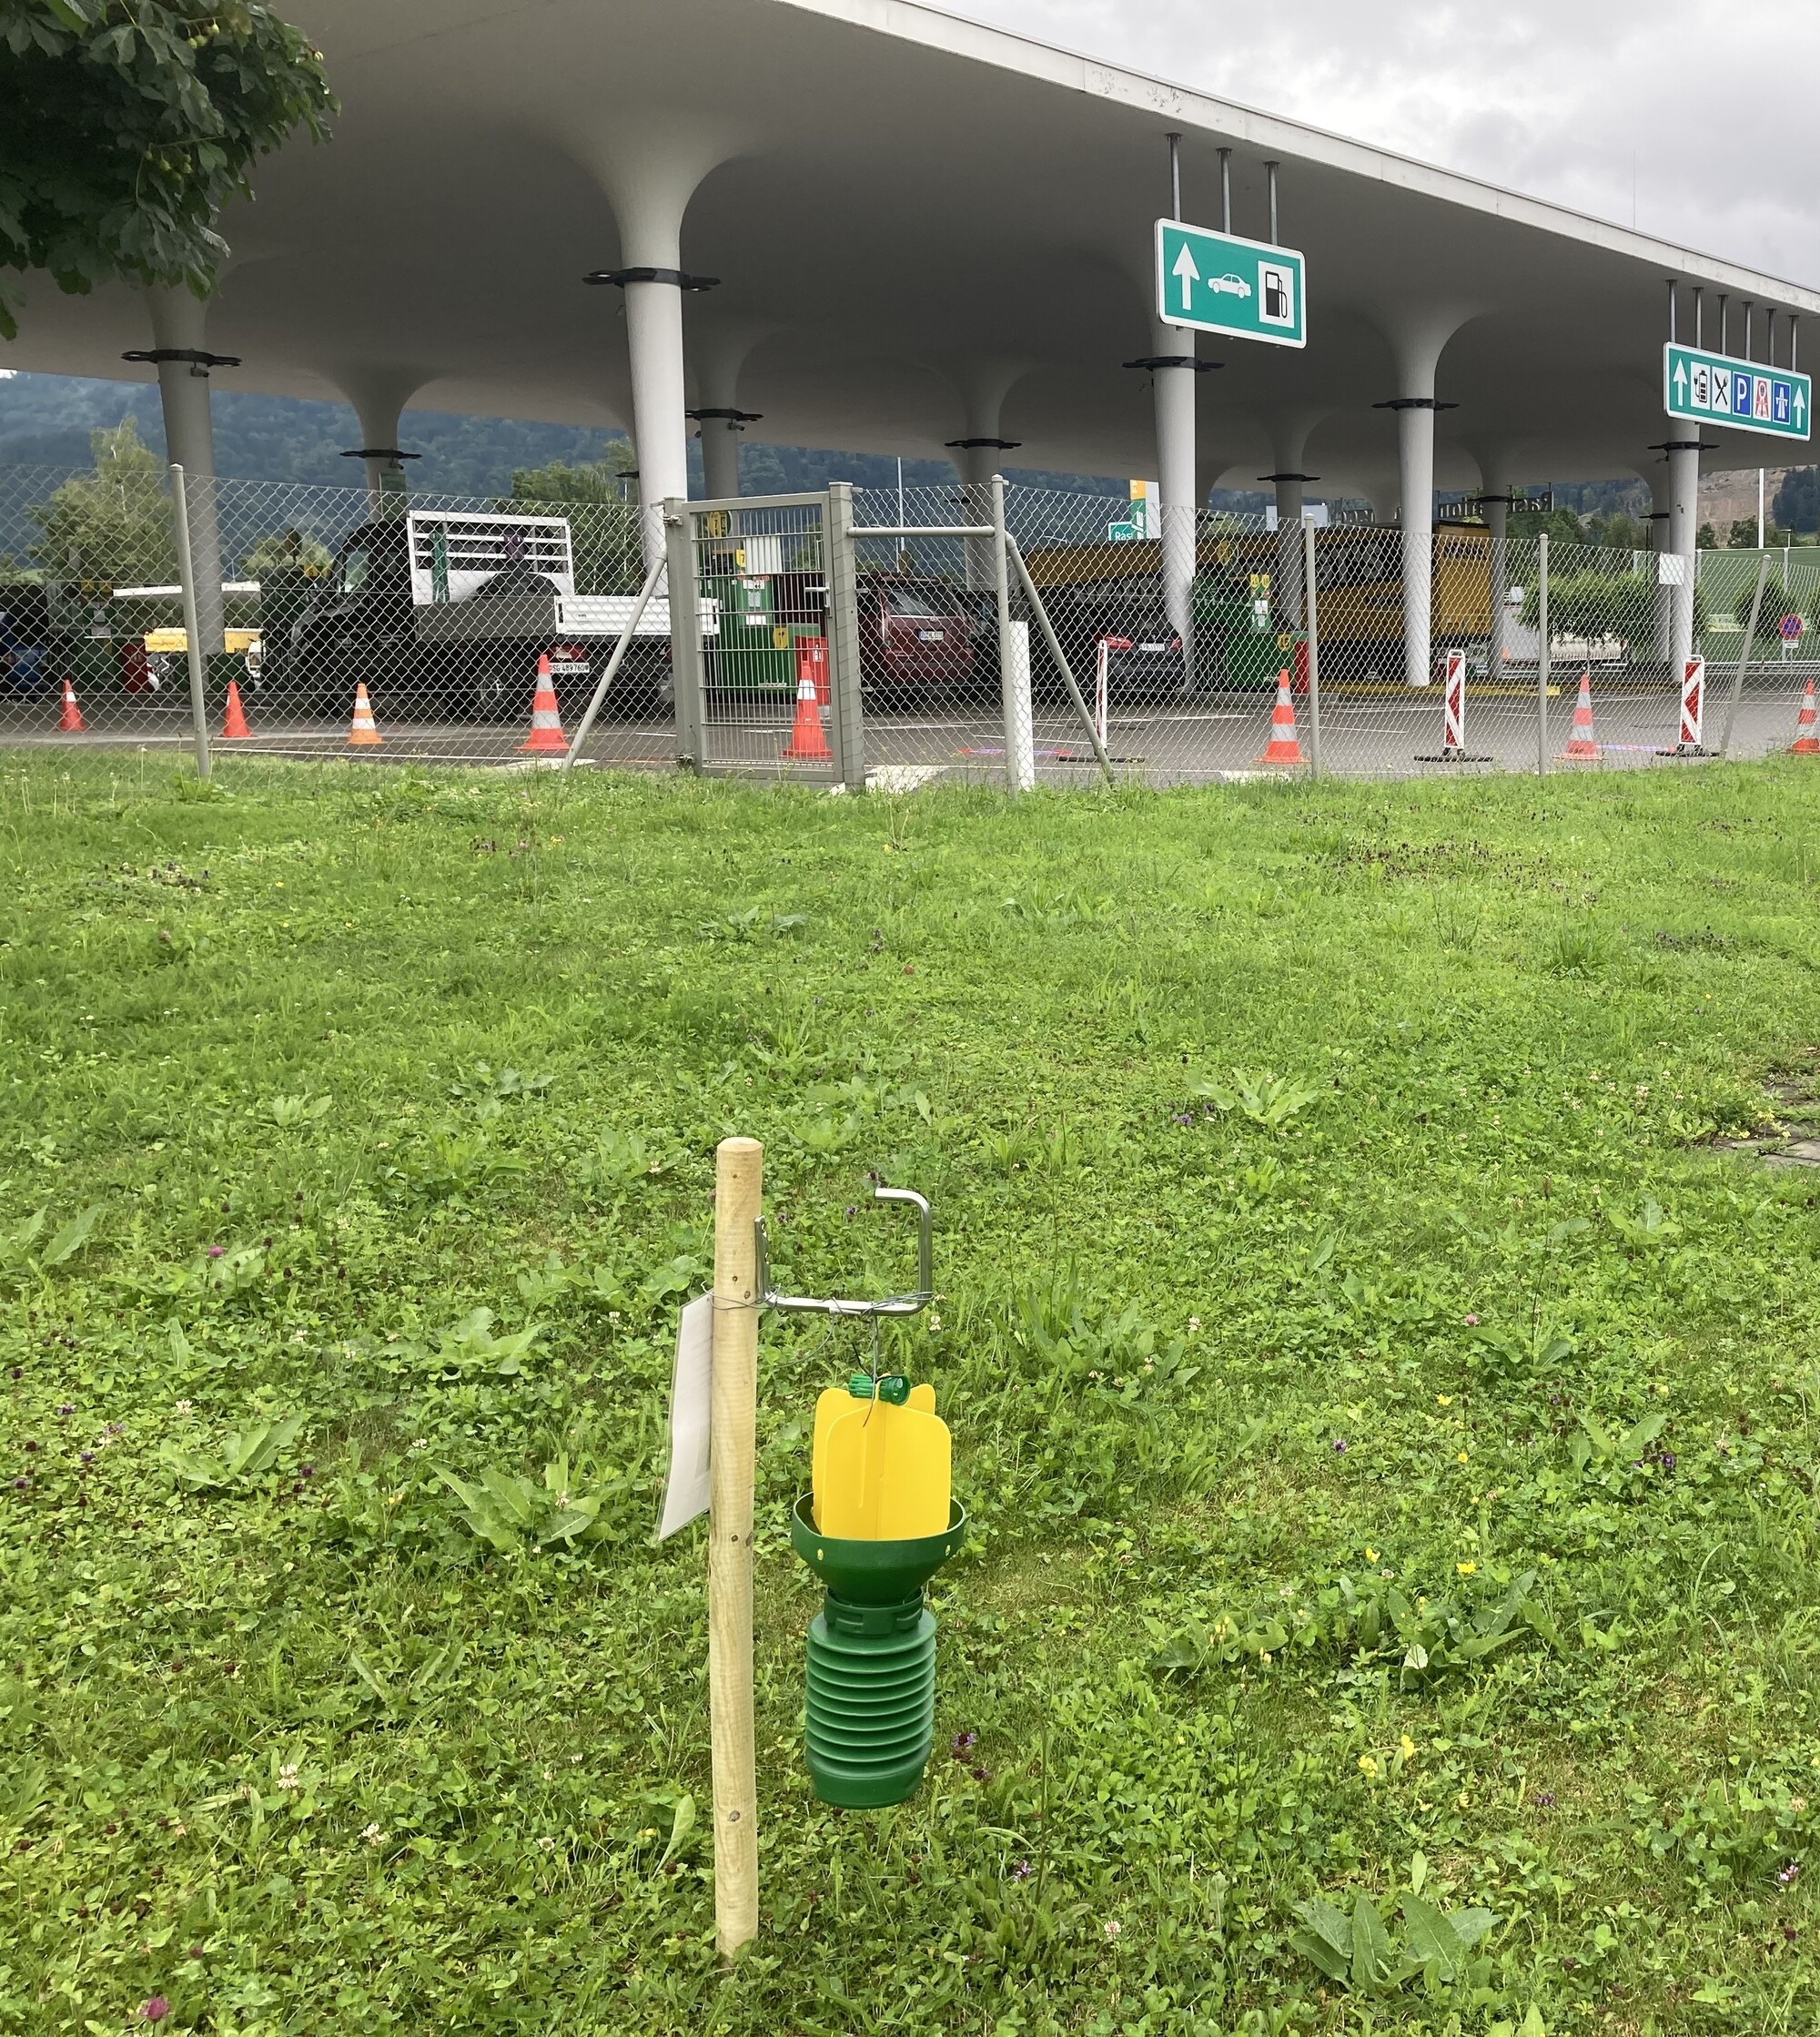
857,575 -> 976,704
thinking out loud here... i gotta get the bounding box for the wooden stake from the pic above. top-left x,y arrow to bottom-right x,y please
709,1136 -> 762,1956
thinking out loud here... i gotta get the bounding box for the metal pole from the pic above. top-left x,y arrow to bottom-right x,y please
1719,295 -> 1730,354
1537,531 -> 1550,776
663,499 -> 706,771
1721,555 -> 1769,758
167,463 -> 212,780
1666,278 -> 1677,344
1303,516 -> 1322,778
562,552 -> 665,771
1266,161 -> 1279,244
1006,536 -> 1113,783
1168,131 -> 1181,220
708,1136 -> 762,1959
990,473 -> 1023,795
824,481 -> 866,793
1693,285 -> 1704,349
1218,147 -> 1232,232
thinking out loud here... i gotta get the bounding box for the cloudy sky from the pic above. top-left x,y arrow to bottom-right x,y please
960,0 -> 1820,289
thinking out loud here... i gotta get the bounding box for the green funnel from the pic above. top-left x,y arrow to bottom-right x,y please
791,1493 -> 966,1809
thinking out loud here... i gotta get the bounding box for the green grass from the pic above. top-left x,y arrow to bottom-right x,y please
4,753 -> 1820,2036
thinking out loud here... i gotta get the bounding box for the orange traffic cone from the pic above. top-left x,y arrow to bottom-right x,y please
782,667 -> 833,761
219,678 -> 253,740
1256,669 -> 1305,765
1791,677 -> 1819,755
1562,671 -> 1600,760
58,674 -> 85,733
521,654 -> 568,755
345,681 -> 383,747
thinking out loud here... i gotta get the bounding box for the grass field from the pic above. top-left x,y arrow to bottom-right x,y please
4,754 -> 1820,2037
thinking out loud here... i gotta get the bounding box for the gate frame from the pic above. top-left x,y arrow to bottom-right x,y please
664,490 -> 866,792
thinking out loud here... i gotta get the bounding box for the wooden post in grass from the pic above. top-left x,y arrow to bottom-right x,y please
710,1137 -> 762,1955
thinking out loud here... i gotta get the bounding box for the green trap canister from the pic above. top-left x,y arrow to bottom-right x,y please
790,1492 -> 966,1809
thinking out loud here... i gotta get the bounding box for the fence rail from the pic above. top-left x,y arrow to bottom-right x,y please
2,451 -> 1816,788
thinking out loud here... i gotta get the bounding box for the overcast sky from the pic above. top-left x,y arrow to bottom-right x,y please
960,0 -> 1820,290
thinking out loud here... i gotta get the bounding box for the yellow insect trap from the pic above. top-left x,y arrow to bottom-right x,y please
756,1187 -> 965,1808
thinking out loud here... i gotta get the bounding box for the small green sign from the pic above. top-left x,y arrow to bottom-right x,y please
1107,520 -> 1142,543
1664,341 -> 1810,441
1155,221 -> 1307,350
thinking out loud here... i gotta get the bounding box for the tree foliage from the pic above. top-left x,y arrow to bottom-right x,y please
28,416 -> 176,584
0,0 -> 335,339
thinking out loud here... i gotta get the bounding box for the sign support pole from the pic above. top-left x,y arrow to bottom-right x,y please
709,1136 -> 762,1959
1303,517 -> 1323,780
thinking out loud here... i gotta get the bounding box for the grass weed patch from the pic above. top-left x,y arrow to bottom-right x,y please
3,755 -> 1820,2032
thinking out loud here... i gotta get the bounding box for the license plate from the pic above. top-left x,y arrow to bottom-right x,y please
1138,642 -> 1168,653
550,661 -> 588,675
916,628 -> 945,643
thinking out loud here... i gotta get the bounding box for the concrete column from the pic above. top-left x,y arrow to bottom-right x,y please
1261,420 -> 1319,628
1149,323 -> 1199,669
1667,440 -> 1700,669
696,413 -> 743,501
142,288 -> 227,659
1481,488 -> 1511,673
1395,401 -> 1437,688
1377,314 -> 1469,689
573,122 -> 735,570
688,318 -> 776,506
333,368 -> 424,510
1644,467 -> 1673,659
943,361 -> 1026,589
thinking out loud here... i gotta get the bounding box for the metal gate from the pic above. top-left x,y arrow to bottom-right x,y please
664,486 -> 865,788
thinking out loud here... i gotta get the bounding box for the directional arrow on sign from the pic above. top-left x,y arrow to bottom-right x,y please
1673,361 -> 1687,400
1171,243 -> 1199,315
1799,389 -> 1808,428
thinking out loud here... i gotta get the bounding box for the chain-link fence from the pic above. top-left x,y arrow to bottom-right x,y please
4,450 -> 1817,786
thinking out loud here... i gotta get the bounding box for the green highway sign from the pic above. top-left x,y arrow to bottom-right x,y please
1664,342 -> 1810,441
1155,220 -> 1307,350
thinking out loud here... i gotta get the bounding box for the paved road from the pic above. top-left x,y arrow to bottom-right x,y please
3,675 -> 1814,787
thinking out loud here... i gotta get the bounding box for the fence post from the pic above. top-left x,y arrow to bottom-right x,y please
1303,517 -> 1323,780
1721,555 -> 1771,758
708,1136 -> 763,1959
167,463 -> 212,781
663,499 -> 706,771
1536,532 -> 1549,777
989,475 -> 1029,795
824,483 -> 866,793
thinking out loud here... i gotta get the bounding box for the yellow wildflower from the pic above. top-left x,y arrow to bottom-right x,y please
1457,1561 -> 1477,1576
1359,1756 -> 1379,1779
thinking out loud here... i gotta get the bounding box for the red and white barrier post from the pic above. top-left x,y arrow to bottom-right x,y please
1416,648 -> 1487,763
1673,654 -> 1706,755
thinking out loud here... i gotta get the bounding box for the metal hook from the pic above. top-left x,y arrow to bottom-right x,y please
754,1185 -> 933,1318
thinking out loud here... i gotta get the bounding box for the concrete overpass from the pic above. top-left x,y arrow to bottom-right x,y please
5,0 -> 1816,682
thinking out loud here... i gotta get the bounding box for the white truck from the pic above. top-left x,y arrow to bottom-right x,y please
268,508 -> 710,720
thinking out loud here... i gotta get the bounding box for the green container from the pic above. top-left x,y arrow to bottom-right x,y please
790,1492 -> 966,1809
704,572 -> 794,693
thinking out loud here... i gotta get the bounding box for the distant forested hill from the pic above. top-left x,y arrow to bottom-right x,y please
0,372 -> 1131,503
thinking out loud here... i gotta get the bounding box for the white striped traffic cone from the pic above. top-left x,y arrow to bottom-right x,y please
346,681 -> 383,747
521,654 -> 568,755
1562,671 -> 1599,761
1257,669 -> 1305,765
1791,677 -> 1819,755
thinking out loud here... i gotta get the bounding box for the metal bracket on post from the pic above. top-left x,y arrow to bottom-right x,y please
824,482 -> 866,792
754,1186 -> 933,1321
662,499 -> 705,771
167,463 -> 212,781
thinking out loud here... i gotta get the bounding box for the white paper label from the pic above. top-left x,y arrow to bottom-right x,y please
656,1293 -> 714,1540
